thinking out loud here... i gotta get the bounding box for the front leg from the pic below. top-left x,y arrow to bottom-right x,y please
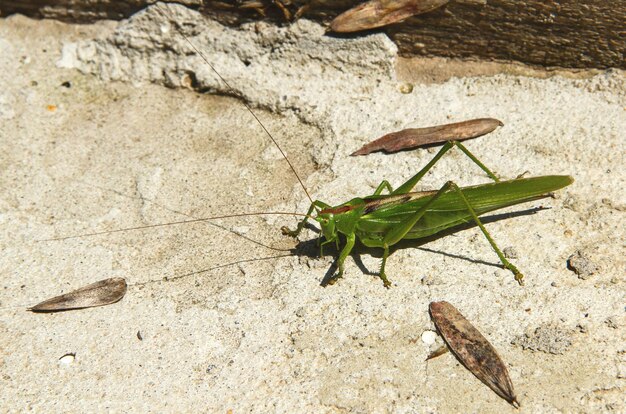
332,232 -> 356,282
320,238 -> 334,257
281,200 -> 330,237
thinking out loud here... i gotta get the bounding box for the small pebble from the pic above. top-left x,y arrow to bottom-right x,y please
180,72 -> 195,89
421,330 -> 437,345
503,247 -> 519,259
567,250 -> 599,279
398,82 -> 413,94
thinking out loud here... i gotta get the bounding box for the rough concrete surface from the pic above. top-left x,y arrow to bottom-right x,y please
1,3 -> 624,413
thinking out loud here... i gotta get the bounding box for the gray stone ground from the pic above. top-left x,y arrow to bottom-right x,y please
1,3 -> 624,413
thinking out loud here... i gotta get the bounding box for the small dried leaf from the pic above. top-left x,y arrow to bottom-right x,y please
273,0 -> 292,21
352,118 -> 503,155
331,0 -> 449,33
426,344 -> 449,360
29,277 -> 127,312
429,301 -> 519,408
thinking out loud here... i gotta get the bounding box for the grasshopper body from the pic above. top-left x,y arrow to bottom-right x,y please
283,141 -> 573,286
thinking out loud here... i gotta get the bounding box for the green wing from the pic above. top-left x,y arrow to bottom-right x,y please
356,175 -> 572,242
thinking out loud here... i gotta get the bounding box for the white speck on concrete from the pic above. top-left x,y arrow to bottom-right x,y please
58,353 -> 75,366
421,330 -> 438,345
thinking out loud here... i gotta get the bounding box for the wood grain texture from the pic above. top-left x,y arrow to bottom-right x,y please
2,0 -> 623,69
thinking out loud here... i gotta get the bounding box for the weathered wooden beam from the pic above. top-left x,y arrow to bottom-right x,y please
1,0 -> 623,69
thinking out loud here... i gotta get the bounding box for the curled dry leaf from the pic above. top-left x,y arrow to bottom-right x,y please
29,277 -> 127,312
429,301 -> 519,408
352,118 -> 503,155
331,0 -> 449,33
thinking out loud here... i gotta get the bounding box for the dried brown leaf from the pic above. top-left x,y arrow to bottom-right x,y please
425,344 -> 449,360
351,118 -> 503,155
429,301 -> 519,408
29,277 -> 127,312
331,0 -> 449,33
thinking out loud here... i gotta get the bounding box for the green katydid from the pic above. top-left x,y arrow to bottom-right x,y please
280,139 -> 572,286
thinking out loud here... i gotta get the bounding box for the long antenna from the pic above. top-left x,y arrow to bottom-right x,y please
72,180 -> 299,252
38,211 -> 308,242
155,3 -> 313,204
132,253 -> 294,287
